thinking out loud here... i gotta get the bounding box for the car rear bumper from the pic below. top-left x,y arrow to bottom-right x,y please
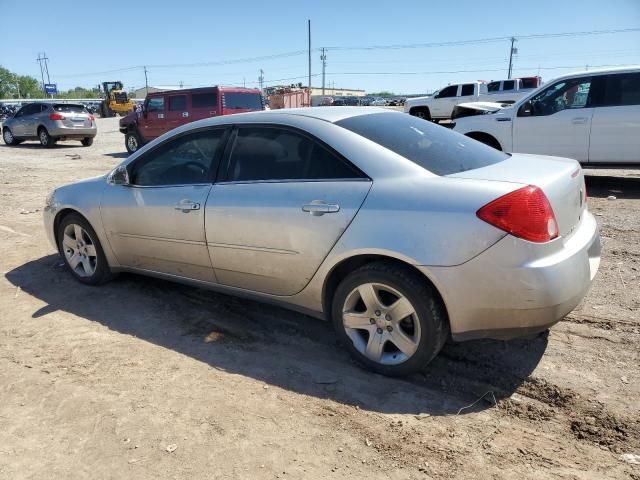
422,211 -> 601,341
48,124 -> 97,138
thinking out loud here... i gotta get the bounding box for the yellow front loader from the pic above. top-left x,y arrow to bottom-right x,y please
100,81 -> 135,117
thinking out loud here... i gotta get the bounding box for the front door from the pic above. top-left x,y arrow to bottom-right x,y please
588,72 -> 640,164
431,85 -> 459,118
205,125 -> 371,296
138,96 -> 167,142
512,76 -> 593,162
101,128 -> 227,281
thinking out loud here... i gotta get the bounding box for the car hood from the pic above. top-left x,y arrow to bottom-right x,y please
119,111 -> 138,127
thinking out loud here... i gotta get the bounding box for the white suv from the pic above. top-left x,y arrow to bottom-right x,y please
452,67 -> 640,164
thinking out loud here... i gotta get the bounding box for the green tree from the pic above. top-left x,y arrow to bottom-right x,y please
0,66 -> 42,99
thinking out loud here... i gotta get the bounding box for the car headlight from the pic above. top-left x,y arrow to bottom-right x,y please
45,190 -> 56,208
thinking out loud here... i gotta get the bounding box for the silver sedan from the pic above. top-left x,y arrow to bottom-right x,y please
43,107 -> 600,376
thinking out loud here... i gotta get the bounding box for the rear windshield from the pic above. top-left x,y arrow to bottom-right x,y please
336,112 -> 508,176
53,104 -> 87,113
222,92 -> 263,110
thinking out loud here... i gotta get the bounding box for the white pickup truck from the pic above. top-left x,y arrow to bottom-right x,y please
404,77 -> 540,121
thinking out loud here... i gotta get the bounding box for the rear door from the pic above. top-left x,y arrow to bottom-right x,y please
15,104 -> 42,136
101,128 -> 228,281
166,94 -> 189,131
588,72 -> 640,164
512,76 -> 594,162
190,90 -> 219,121
205,125 -> 371,296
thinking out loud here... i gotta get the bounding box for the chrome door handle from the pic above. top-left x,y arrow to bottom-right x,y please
572,117 -> 588,125
302,201 -> 340,216
174,200 -> 200,212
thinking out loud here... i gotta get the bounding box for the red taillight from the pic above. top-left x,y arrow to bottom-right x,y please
476,185 -> 559,243
89,114 -> 95,122
49,113 -> 65,120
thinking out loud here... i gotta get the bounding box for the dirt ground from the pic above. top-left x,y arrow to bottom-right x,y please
0,117 -> 638,480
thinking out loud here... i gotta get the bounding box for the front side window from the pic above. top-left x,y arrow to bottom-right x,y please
147,97 -> 164,113
437,85 -> 458,98
226,127 -> 362,182
460,84 -> 475,96
129,129 -> 224,186
336,112 -> 508,176
527,77 -> 592,116
168,95 -> 187,112
487,81 -> 500,92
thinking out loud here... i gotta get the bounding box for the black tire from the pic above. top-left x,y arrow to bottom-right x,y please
125,130 -> 142,154
81,137 -> 94,147
331,261 -> 449,376
56,213 -> 113,285
38,127 -> 57,148
2,127 -> 19,146
410,107 -> 431,121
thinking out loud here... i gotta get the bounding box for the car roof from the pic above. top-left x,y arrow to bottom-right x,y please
207,106 -> 391,124
549,65 -> 640,81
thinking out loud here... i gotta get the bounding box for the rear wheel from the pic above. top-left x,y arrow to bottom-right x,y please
38,127 -> 56,148
81,137 -> 94,147
410,107 -> 431,121
125,130 -> 141,154
57,213 -> 113,285
331,262 -> 448,376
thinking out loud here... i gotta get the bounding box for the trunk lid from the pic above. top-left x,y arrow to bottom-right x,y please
449,153 -> 586,239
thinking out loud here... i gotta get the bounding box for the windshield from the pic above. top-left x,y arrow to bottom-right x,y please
336,112 -> 509,176
222,92 -> 263,110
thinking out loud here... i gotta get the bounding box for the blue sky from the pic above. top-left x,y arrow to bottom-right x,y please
2,0 -> 639,94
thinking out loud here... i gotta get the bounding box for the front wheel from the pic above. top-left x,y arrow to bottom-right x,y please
57,213 -> 113,285
2,128 -> 19,146
331,262 -> 448,376
38,128 -> 57,148
125,131 -> 141,154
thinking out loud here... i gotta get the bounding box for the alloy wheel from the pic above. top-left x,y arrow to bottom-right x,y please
3,129 -> 13,144
39,130 -> 49,146
342,282 -> 421,365
127,134 -> 138,152
62,223 -> 98,277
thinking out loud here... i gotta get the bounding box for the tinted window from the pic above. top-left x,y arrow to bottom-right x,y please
130,130 -> 223,186
168,95 -> 187,111
460,84 -> 475,96
222,92 -> 263,110
22,104 -> 42,116
227,127 -> 362,182
592,73 -> 640,107
502,80 -> 515,91
487,81 -> 500,92
528,77 -> 591,116
192,92 -> 218,108
520,77 -> 538,89
437,85 -> 458,98
336,113 -> 508,176
53,104 -> 87,113
147,97 -> 164,112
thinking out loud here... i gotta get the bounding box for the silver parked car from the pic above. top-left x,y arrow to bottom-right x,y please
2,102 -> 97,147
43,107 -> 600,376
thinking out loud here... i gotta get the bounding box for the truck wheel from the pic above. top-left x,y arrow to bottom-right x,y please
125,131 -> 141,154
410,107 -> 431,121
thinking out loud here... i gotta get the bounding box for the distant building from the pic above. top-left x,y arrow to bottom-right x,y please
309,87 -> 365,97
131,85 -> 187,99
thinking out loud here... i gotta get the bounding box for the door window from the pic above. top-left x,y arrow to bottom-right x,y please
21,104 -> 42,116
168,95 -> 187,111
502,80 -> 515,91
437,85 -> 458,98
527,77 -> 592,116
487,81 -> 500,92
192,92 -> 218,108
591,73 -> 640,107
129,129 -> 224,186
460,84 -> 475,96
147,97 -> 164,112
226,127 -> 363,182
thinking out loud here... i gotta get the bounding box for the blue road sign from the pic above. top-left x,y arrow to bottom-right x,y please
44,84 -> 57,95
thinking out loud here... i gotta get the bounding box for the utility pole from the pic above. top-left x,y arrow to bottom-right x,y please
143,66 -> 149,96
320,48 -> 327,95
507,37 -> 517,79
307,19 -> 311,94
258,69 -> 264,93
36,53 -> 46,96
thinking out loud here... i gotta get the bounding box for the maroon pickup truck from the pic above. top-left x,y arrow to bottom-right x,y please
119,86 -> 264,153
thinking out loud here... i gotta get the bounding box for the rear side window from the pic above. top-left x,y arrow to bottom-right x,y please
336,112 -> 508,176
592,73 -> 640,107
520,77 -> 538,89
192,92 -> 218,108
168,95 -> 187,111
502,80 -> 515,91
487,81 -> 500,92
460,84 -> 475,96
53,104 -> 86,113
226,127 -> 362,182
222,92 -> 263,110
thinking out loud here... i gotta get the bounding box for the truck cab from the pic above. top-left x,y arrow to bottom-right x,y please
119,86 -> 264,153
404,82 -> 487,121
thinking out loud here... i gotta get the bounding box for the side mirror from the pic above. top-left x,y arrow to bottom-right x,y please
107,165 -> 130,185
518,101 -> 534,117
